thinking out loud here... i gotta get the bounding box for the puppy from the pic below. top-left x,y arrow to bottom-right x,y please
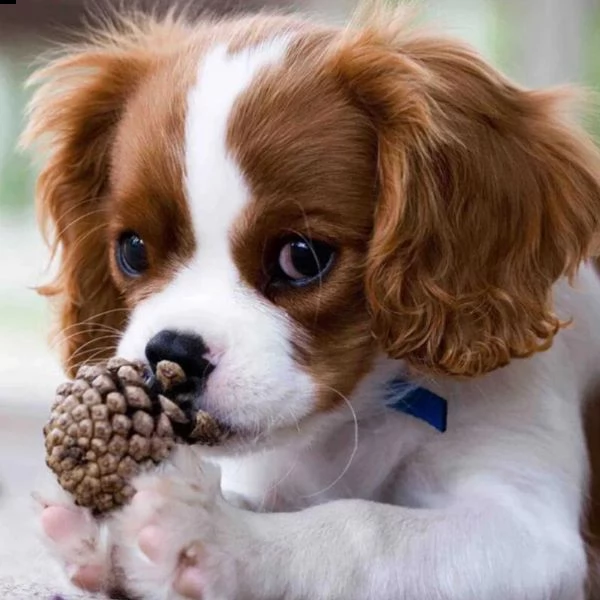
23,5 -> 600,599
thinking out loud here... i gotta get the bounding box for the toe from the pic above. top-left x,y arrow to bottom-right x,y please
174,563 -> 205,599
138,524 -> 165,563
68,563 -> 105,592
129,489 -> 165,523
41,506 -> 88,544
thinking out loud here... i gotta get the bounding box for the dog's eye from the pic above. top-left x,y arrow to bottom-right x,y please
274,237 -> 335,286
116,232 -> 148,277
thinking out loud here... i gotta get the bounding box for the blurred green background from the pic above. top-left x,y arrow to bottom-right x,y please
1,0 -> 599,409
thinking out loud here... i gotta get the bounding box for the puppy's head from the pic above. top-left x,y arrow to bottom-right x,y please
24,8 -> 600,447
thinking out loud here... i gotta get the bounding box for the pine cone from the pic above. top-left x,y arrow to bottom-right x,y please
44,358 -> 229,513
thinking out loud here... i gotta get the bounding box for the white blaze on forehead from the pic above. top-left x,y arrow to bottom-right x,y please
184,38 -> 290,269
120,36 -> 295,358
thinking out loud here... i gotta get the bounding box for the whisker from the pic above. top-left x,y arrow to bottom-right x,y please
40,196 -> 95,242
51,323 -> 124,343
67,335 -> 121,363
48,308 -> 131,349
69,345 -> 120,371
301,385 -> 359,499
261,407 -> 303,508
53,207 -> 109,241
69,223 -> 107,256
49,320 -> 125,347
46,332 -> 117,356
68,337 -> 120,361
55,307 -> 130,329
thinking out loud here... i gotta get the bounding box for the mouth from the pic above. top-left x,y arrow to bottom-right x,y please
143,360 -> 309,453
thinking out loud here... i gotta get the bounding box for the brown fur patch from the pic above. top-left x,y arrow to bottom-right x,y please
107,47 -> 199,306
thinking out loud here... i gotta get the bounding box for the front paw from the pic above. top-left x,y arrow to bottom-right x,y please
34,489 -> 111,592
115,458 -> 242,600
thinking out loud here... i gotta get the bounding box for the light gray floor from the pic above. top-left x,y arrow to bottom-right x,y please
0,408 -> 101,599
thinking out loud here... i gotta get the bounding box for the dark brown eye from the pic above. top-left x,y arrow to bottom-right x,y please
116,232 -> 148,277
273,236 -> 335,287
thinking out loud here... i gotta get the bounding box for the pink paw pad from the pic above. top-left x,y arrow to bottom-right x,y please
41,505 -> 105,592
138,525 -> 165,563
41,506 -> 88,544
137,524 -> 205,599
68,564 -> 105,592
175,546 -> 206,599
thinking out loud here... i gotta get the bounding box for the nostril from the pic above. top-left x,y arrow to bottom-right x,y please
145,330 -> 215,380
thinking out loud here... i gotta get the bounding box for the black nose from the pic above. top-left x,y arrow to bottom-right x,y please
145,330 -> 215,380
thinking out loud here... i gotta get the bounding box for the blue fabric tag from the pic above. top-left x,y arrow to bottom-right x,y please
386,379 -> 448,432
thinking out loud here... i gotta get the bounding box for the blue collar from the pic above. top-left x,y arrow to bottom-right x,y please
386,379 -> 447,432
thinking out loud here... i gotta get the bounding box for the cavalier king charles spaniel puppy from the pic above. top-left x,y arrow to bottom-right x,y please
23,4 -> 600,599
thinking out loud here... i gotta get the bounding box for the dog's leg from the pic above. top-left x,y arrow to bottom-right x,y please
111,463 -> 587,600
37,461 -> 587,600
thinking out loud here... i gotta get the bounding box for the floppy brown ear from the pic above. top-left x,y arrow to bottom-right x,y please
330,15 -> 600,376
21,16 -> 190,376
